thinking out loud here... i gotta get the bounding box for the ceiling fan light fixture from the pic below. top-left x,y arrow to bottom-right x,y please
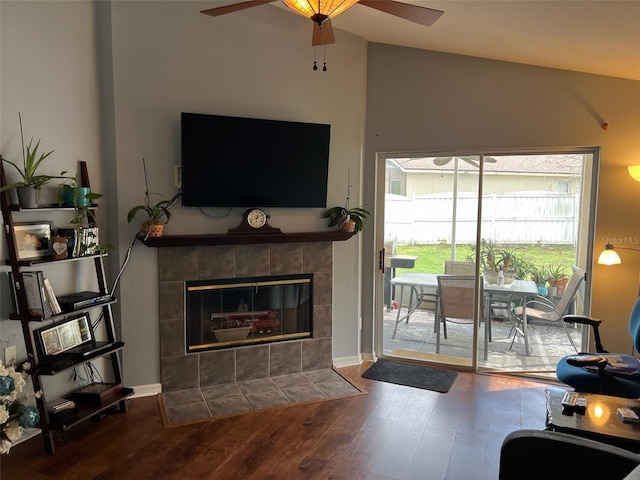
311,13 -> 329,25
281,0 -> 360,21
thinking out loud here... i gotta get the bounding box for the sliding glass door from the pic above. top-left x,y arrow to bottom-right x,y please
377,149 -> 597,374
380,155 -> 484,368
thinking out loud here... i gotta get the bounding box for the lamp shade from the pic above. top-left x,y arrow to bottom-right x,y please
281,0 -> 360,22
598,244 -> 622,265
628,165 -> 640,182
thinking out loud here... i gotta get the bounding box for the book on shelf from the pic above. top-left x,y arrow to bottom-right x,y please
22,271 -> 54,319
43,278 -> 62,315
7,272 -> 19,314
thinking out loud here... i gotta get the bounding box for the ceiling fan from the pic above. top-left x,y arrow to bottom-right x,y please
201,1 -> 444,47
433,156 -> 498,168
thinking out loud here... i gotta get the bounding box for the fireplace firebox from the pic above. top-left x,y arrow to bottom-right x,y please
186,274 -> 313,352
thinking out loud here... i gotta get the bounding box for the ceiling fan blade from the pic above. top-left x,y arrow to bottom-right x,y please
433,157 -> 452,166
201,0 -> 275,17
312,18 -> 335,46
358,0 -> 444,27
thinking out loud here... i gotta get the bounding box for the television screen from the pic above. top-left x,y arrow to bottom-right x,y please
181,112 -> 331,208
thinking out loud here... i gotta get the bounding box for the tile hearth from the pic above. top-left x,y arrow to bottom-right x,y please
161,368 -> 362,425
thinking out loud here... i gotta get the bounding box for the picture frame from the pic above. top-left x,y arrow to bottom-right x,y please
35,313 -> 92,356
13,222 -> 52,261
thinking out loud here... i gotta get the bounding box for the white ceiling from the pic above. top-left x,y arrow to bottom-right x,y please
271,0 -> 640,81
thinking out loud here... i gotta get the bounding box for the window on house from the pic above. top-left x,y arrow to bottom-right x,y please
389,179 -> 401,195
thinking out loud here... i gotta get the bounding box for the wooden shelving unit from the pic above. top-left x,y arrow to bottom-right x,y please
1,159 -> 131,454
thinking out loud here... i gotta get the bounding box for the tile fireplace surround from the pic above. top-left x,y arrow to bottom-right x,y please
158,241 -> 335,392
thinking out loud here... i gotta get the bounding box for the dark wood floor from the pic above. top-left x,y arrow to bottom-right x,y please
0,363 -> 553,480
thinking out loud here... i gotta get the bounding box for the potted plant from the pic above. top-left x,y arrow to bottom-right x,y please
59,176 -> 93,208
467,241 -> 527,284
0,115 -> 67,208
467,239 -> 499,282
529,263 -> 549,287
323,204 -> 370,233
547,264 -> 569,295
127,158 -> 175,237
323,174 -> 370,233
127,196 -> 173,237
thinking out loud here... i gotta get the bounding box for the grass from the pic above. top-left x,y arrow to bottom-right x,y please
395,243 -> 576,277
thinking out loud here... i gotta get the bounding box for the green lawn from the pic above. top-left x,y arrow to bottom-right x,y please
395,243 -> 576,277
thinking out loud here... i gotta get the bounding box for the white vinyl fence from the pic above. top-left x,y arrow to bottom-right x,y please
385,192 -> 579,245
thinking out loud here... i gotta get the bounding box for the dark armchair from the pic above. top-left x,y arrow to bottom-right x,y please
555,297 -> 640,398
499,430 -> 640,480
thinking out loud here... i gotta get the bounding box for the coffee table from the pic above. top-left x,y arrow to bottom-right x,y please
545,386 -> 640,452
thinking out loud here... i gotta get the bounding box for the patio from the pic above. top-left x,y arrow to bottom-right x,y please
383,305 -> 582,373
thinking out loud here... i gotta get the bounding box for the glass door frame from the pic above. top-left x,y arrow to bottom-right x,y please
374,147 -> 599,372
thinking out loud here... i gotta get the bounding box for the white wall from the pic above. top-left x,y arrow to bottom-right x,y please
110,1 -> 367,385
0,0 -> 107,397
362,44 -> 640,356
0,0 -> 367,388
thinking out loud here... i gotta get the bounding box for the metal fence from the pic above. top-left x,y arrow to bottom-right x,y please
385,192 -> 579,245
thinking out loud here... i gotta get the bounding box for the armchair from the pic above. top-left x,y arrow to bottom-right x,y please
499,429 -> 640,480
556,296 -> 640,398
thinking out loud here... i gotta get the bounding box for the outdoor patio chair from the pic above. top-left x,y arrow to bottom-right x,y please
444,260 -> 476,275
436,275 -> 481,353
511,266 -> 585,353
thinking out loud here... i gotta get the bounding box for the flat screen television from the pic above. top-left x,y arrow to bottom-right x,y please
181,112 -> 331,208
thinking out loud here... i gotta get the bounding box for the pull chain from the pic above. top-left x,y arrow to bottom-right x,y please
312,46 -> 327,72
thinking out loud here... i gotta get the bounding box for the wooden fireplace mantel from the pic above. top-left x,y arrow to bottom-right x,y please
138,230 -> 356,247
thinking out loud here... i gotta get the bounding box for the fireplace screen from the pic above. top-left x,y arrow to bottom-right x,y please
185,274 -> 312,352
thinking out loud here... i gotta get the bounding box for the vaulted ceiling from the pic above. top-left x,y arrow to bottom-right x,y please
265,0 -> 640,81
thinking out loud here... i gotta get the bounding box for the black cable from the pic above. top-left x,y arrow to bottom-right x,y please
198,206 -> 232,219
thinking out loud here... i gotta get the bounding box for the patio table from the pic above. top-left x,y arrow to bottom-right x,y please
390,273 -> 539,358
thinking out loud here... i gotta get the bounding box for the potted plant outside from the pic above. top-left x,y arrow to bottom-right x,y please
467,241 -> 526,284
547,264 -> 570,296
0,115 -> 67,208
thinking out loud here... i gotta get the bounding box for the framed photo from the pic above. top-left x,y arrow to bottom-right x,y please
13,222 -> 52,261
35,313 -> 92,356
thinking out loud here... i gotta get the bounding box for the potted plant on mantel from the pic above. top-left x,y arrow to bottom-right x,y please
323,204 -> 370,233
322,172 -> 370,233
0,114 -> 68,208
127,158 -> 177,238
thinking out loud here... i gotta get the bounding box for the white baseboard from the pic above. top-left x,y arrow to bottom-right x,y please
360,352 -> 377,363
130,383 -> 162,398
333,355 -> 362,368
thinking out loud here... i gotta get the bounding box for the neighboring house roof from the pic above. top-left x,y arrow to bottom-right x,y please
389,154 -> 584,176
